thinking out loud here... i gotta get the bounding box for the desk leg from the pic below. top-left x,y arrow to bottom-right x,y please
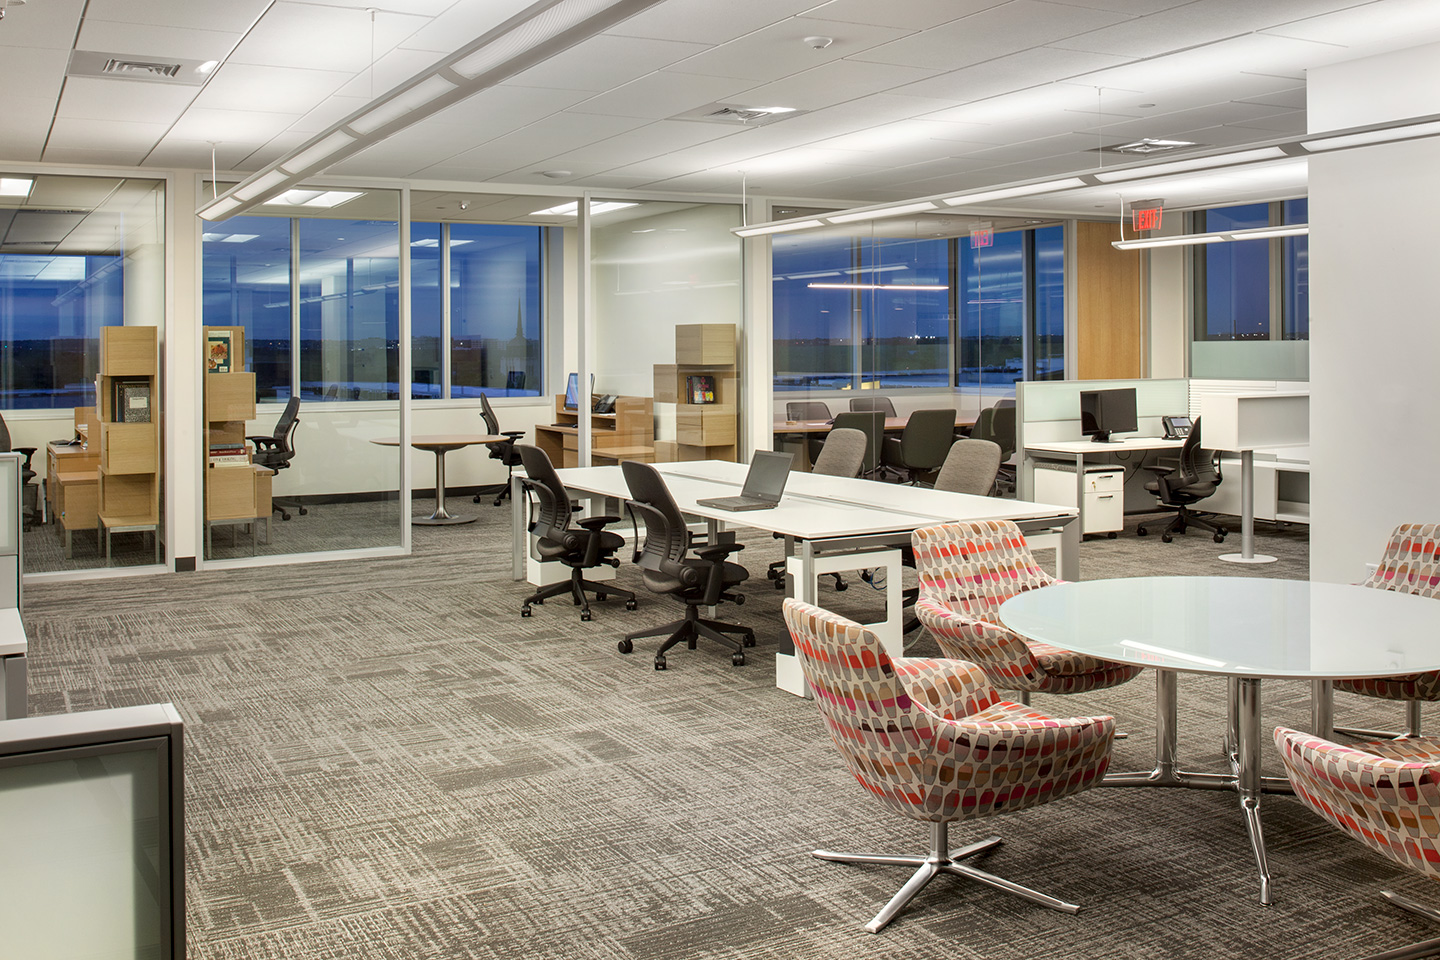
1220,450 -> 1276,564
1057,516 -> 1080,582
511,474 -> 526,581
414,450 -> 475,525
1,653 -> 26,719
1236,678 -> 1273,905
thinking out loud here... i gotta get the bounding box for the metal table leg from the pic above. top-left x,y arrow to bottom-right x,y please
413,449 -> 474,525
1236,677 -> 1273,905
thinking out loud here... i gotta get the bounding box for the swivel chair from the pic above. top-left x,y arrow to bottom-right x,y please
516,444 -> 636,623
0,413 -> 37,528
619,461 -> 754,670
879,408 -> 955,484
1136,416 -> 1227,544
828,410 -> 884,478
767,427 -> 867,590
475,392 -> 525,507
786,400 -> 832,466
849,395 -> 897,418
247,397 -> 306,521
914,520 -> 1143,702
782,597 -> 1114,934
1276,727 -> 1440,960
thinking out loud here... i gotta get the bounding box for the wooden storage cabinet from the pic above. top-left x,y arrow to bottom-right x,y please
95,326 -> 161,564
651,323 -> 738,462
534,395 -> 654,468
98,422 -> 158,474
203,326 -> 270,554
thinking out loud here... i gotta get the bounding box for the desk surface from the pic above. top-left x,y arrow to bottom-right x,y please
0,608 -> 24,657
774,413 -> 975,435
558,460 -> 1074,541
1000,577 -> 1440,680
1025,436 -> 1184,455
372,434 -> 503,450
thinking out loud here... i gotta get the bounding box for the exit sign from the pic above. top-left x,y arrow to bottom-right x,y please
1132,204 -> 1163,232
971,222 -> 993,248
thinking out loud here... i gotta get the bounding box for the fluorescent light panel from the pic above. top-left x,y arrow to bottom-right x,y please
941,178 -> 1087,206
808,282 -> 948,291
1112,224 -> 1308,250
825,200 -> 938,224
0,178 -> 34,197
735,219 -> 826,237
347,75 -> 458,135
1302,119 -> 1440,152
529,200 -> 636,217
1093,147 -> 1287,182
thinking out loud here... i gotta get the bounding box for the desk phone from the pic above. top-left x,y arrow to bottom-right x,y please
1162,415 -> 1192,440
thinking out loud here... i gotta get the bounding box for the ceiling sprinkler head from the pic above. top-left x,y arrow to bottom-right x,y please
803,36 -> 833,50
458,202 -> 469,211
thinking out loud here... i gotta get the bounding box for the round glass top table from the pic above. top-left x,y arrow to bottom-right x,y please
371,435 -> 503,525
999,577 -> 1440,906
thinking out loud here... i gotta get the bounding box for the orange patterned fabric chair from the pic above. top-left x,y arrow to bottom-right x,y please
782,597 -> 1114,933
1334,523 -> 1440,738
1276,727 -> 1440,959
912,520 -> 1142,699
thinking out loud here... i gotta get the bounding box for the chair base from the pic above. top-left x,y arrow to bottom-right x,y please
814,821 -> 1079,934
523,570 -> 636,623
1361,891 -> 1440,960
272,497 -> 307,522
620,605 -> 755,669
1335,700 -> 1423,740
476,467 -> 515,506
1136,504 -> 1228,544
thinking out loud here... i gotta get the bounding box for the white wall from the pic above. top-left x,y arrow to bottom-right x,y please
1308,41 -> 1440,583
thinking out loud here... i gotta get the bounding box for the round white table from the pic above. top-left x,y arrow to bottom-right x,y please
371,434 -> 502,525
1000,577 -> 1440,906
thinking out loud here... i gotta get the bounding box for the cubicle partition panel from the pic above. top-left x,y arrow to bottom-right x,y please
0,453 -> 20,612
1017,379 -> 1188,448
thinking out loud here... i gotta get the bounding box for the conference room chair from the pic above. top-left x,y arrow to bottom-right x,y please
849,395 -> 897,418
515,444 -> 635,623
767,426 -> 868,590
475,392 -> 525,507
1276,726 -> 1440,960
829,410 -> 884,478
914,520 -> 1143,703
781,597 -> 1115,934
247,396 -> 307,521
989,402 -> 1017,495
1136,416 -> 1228,544
0,413 -> 37,528
1331,523 -> 1440,739
785,400 -> 832,465
880,408 -> 956,484
619,460 -> 755,670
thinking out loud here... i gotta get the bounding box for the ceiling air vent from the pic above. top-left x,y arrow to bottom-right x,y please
672,102 -> 807,126
67,51 -> 214,86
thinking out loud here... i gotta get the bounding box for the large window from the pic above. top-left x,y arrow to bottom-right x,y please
1194,200 -> 1309,342
201,216 -> 292,400
774,225 -> 1063,392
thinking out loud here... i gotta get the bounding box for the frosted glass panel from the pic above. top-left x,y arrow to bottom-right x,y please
0,744 -> 164,959
0,456 -> 16,555
1020,379 -> 1189,423
1191,340 -> 1309,380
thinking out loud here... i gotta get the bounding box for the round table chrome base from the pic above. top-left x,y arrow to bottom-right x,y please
1219,553 -> 1278,564
412,514 -> 475,525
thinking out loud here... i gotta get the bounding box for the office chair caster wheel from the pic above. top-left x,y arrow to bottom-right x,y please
835,580 -> 848,591
473,494 -> 483,503
1136,526 -> 1148,537
731,653 -> 745,667
1161,534 -> 1173,543
1107,532 -> 1117,539
1217,526 -> 1229,536
617,639 -> 633,654
1214,533 -> 1226,543
773,578 -> 784,590
521,605 -> 532,617
734,594 -> 745,606
581,610 -> 592,622
742,635 -> 756,647
493,497 -> 504,507
625,600 -> 637,611
595,592 -> 607,601
654,657 -> 666,671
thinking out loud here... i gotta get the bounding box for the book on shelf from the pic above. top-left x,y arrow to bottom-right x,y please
113,379 -> 152,423
209,454 -> 251,466
686,374 -> 716,404
206,330 -> 234,374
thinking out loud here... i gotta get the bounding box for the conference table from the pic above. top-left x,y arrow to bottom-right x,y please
999,576 -> 1440,906
372,434 -> 503,525
510,460 -> 1078,695
772,413 -> 976,436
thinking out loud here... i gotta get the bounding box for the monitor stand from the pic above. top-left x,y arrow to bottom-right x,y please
1089,430 -> 1112,443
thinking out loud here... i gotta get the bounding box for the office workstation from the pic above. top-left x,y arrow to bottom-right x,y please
4,1 -> 1440,958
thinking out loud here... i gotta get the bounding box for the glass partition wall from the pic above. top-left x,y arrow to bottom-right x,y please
1,173 -> 167,574
201,186 -> 405,561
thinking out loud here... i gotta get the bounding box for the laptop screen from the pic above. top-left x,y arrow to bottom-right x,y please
740,451 -> 794,502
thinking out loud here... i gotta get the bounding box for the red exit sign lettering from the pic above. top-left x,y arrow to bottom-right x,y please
971,222 -> 993,247
1132,206 -> 1163,231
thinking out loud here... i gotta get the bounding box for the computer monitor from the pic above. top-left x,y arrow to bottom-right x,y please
1078,387 -> 1138,443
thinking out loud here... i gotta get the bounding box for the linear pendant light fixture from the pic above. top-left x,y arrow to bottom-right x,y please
1111,223 -> 1308,251
197,0 -> 668,221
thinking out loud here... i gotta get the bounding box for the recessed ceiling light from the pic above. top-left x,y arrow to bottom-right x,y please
529,200 -> 636,217
263,189 -> 362,208
539,170 -> 572,179
196,60 -> 220,75
0,177 -> 34,197
1138,103 -> 1156,108
1105,138 -> 1200,155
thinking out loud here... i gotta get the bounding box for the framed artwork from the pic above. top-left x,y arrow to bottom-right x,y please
686,374 -> 716,404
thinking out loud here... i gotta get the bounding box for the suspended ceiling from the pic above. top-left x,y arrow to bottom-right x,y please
1,0 -> 1438,216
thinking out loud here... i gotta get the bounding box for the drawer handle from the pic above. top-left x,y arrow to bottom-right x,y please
1096,494 -> 1114,500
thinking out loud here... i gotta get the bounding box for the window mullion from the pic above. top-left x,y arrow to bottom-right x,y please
441,222 -> 452,399
290,218 -> 301,400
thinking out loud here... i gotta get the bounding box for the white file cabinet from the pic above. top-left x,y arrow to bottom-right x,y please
1033,465 -> 1124,535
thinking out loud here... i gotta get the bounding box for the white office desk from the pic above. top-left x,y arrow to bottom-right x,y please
0,608 -> 27,719
511,461 -> 1078,695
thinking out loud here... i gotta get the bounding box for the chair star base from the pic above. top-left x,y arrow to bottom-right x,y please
815,821 -> 1079,934
1362,891 -> 1440,960
620,605 -> 756,669
522,570 -> 635,623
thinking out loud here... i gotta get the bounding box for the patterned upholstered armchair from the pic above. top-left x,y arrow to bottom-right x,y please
912,520 -> 1142,701
1333,523 -> 1440,738
1276,727 -> 1440,958
782,597 -> 1115,934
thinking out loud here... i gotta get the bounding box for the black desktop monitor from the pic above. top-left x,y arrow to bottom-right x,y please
562,372 -> 594,411
1079,387 -> 1138,443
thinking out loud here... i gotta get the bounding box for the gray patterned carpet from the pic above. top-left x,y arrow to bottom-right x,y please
20,508 -> 1433,960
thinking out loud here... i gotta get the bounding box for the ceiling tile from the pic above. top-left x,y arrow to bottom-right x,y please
47,116 -> 171,151
0,45 -> 71,97
0,0 -> 84,51
565,72 -> 758,120
438,113 -> 652,171
606,0 -> 816,45
1261,0 -> 1440,50
84,0 -> 270,34
75,19 -> 242,62
1053,0 -> 1364,58
231,132 -> 312,171
1237,85 -> 1307,109
892,45 -> 1129,102
504,35 -> 712,92
56,76 -> 198,124
145,138 -> 265,171
804,0 -> 1009,31
850,1 -> 1133,70
227,2 -> 432,72
287,96 -> 371,136
294,0 -> 456,14
399,0 -> 545,53
735,59 -> 939,112
169,108 -> 303,142
546,120 -> 744,166
44,146 -> 155,166
193,63 -> 352,114
666,17 -> 915,83
334,47 -> 449,100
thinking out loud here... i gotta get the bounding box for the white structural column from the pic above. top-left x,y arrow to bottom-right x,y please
1307,41 -> 1440,584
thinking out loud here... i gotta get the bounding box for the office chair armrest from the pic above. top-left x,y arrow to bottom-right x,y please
893,657 -> 1001,720
692,542 -> 745,561
247,435 -> 283,452
11,446 -> 35,468
915,599 -> 1048,692
501,430 -> 525,440
575,515 -> 621,531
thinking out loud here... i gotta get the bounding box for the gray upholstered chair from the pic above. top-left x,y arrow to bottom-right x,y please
849,395 -> 897,418
880,408 -> 955,484
786,400 -> 832,464
934,438 -> 1001,496
829,410 -> 884,478
768,428 -> 867,590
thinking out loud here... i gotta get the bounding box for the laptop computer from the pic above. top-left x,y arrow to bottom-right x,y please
695,451 -> 794,512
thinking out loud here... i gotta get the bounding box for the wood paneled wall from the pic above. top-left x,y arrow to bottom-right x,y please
1076,221 -> 1143,380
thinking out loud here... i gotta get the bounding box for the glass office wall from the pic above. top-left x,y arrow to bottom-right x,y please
201,188 -> 404,562
1,173 -> 167,574
591,200 -> 743,463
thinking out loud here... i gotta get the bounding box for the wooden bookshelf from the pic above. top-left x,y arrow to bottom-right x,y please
95,326 -> 160,564
534,395 -> 654,467
652,323 -> 737,462
203,326 -> 271,555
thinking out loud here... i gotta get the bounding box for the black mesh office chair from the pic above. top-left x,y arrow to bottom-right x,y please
248,397 -> 306,521
880,409 -> 956,484
786,400 -> 832,465
516,444 -> 636,623
850,395 -> 897,418
1137,416 -> 1228,544
829,410 -> 884,478
0,414 -> 37,528
619,461 -> 754,670
476,392 -> 525,506
970,402 -> 1017,496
